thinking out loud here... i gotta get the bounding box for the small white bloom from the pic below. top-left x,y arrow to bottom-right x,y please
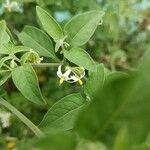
0,111 -> 11,128
57,65 -> 85,85
3,0 -> 14,12
3,0 -> 23,13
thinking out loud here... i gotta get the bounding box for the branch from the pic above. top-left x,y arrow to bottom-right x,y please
0,98 -> 44,138
31,63 -> 62,67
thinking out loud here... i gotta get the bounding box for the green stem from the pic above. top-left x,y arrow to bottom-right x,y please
3,64 -> 12,70
0,98 -> 44,138
31,63 -> 62,67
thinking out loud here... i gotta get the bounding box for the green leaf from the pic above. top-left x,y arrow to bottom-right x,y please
19,133 -> 77,150
114,127 -> 129,150
76,140 -> 108,150
0,72 -> 11,86
39,93 -> 86,133
0,20 -> 10,54
84,64 -> 105,98
36,6 -> 64,41
0,43 -> 16,54
0,43 -> 30,55
0,20 -> 10,45
75,75 -> 131,141
64,47 -> 96,71
105,71 -> 128,84
64,10 -> 104,46
131,134 -> 150,150
76,51 -> 150,145
11,64 -> 45,105
18,26 -> 58,60
0,56 -> 12,69
6,27 -> 15,44
11,46 -> 30,54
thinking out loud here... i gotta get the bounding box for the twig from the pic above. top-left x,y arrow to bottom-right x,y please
31,63 -> 62,67
0,98 -> 44,138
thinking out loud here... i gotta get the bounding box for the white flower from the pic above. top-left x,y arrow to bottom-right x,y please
57,65 -> 85,85
3,0 -> 14,12
3,0 -> 23,13
0,111 -> 11,128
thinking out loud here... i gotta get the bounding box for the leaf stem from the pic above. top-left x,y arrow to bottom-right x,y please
0,98 -> 44,138
31,63 -> 62,67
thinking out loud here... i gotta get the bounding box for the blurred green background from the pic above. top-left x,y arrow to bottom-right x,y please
0,0 -> 150,149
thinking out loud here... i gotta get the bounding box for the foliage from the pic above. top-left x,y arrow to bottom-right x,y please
0,0 -> 150,150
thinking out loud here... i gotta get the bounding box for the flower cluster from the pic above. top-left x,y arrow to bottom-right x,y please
57,65 -> 85,85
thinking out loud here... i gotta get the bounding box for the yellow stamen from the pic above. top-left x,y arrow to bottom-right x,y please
59,77 -> 64,85
78,79 -> 83,86
6,141 -> 16,149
